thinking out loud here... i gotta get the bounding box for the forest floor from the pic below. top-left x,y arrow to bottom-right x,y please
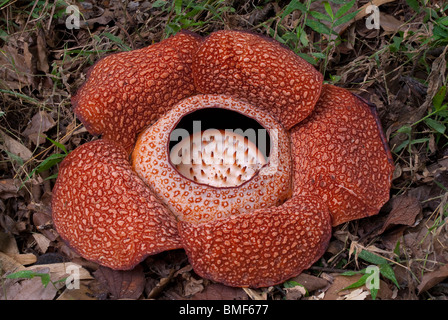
0,0 -> 447,300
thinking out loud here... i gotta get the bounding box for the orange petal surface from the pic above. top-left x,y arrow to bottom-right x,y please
178,195 -> 332,288
291,84 -> 394,226
72,31 -> 202,151
51,139 -> 182,270
192,30 -> 323,129
132,94 -> 292,224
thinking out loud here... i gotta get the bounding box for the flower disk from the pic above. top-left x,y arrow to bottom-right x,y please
51,140 -> 183,270
132,94 -> 292,225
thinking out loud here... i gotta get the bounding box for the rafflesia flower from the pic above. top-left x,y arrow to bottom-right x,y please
52,30 -> 394,288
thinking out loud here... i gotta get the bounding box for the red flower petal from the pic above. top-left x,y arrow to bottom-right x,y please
51,140 -> 182,270
291,84 -> 394,226
178,195 -> 332,288
72,31 -> 202,151
192,30 -> 323,129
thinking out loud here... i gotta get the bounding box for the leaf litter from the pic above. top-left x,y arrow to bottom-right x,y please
0,0 -> 447,300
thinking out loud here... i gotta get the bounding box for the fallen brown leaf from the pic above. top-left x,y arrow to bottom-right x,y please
93,265 -> 145,300
22,111 -> 56,145
379,13 -> 406,33
417,264 -> 448,294
190,283 -> 248,300
289,272 -> 329,293
0,130 -> 33,162
323,274 -> 393,300
379,195 -> 421,234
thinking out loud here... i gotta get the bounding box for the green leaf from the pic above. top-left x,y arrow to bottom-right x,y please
406,0 -> 421,12
394,139 -> 409,153
44,173 -> 59,180
410,137 -> 430,145
152,0 -> 168,8
6,270 -> 37,280
311,52 -> 326,59
424,117 -> 446,134
433,85 -> 447,110
309,10 -> 333,22
323,2 -> 334,20
342,273 -> 370,290
4,150 -> 24,166
174,0 -> 183,15
6,270 -> 51,288
370,287 -> 378,300
299,29 -> 309,47
333,10 -> 359,27
397,124 -> 412,135
281,0 -> 307,20
283,280 -> 309,296
35,153 -> 66,174
46,137 -> 68,154
379,263 -> 400,288
335,0 -> 356,18
393,240 -> 401,258
306,19 -> 332,35
297,53 -> 317,65
283,280 -> 301,288
358,250 -> 388,265
438,16 -> 448,26
340,270 -> 362,276
433,25 -> 448,40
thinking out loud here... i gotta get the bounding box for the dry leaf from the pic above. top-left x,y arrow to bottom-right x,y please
32,233 -> 51,253
0,231 -> 20,254
26,262 -> 93,281
354,0 -> 397,21
36,30 -> 49,74
0,251 -> 25,274
379,195 -> 421,234
289,273 -> 329,293
323,274 -> 393,300
9,253 -> 37,266
0,130 -> 33,162
57,281 -> 98,300
0,179 -> 24,200
183,275 -> 204,297
22,111 -> 56,145
0,44 -> 34,90
1,271 -> 59,300
93,265 -> 145,300
379,13 -> 406,33
190,283 -> 247,300
417,264 -> 448,293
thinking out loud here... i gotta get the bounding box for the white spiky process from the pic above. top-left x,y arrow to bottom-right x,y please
170,130 -> 267,188
131,94 -> 292,224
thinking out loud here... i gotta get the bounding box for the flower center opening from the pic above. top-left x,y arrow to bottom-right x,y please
169,108 -> 271,188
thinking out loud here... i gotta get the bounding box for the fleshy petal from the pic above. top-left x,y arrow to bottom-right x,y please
178,195 -> 332,288
51,140 -> 182,270
291,84 -> 394,226
72,31 -> 202,151
192,30 -> 323,129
